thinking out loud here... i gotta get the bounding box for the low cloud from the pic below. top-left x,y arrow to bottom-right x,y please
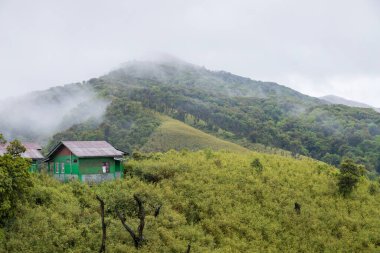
0,84 -> 109,143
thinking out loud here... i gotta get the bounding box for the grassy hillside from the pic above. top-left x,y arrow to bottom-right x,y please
2,150 -> 380,252
141,116 -> 249,153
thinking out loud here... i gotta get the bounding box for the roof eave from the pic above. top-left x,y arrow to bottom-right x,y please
45,141 -> 65,160
75,155 -> 125,158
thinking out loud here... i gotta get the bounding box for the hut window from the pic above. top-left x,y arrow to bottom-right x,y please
55,163 -> 59,173
73,159 -> 78,163
61,163 -> 65,174
102,162 -> 110,173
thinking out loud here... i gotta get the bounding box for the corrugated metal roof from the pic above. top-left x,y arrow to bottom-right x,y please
23,143 -> 42,150
0,142 -> 44,159
61,141 -> 124,158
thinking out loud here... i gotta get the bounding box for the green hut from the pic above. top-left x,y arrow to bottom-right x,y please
45,141 -> 125,183
0,142 -> 44,172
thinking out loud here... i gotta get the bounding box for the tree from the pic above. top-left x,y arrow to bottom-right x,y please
6,140 -> 26,157
322,153 -> 341,167
0,153 -> 32,223
251,158 -> 264,173
340,159 -> 365,177
0,134 -> 6,144
338,159 -> 363,197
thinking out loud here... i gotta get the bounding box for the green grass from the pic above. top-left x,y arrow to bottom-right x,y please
141,116 -> 250,153
4,150 -> 380,252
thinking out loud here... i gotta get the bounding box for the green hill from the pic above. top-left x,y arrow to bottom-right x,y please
2,150 -> 380,252
2,59 -> 380,173
141,116 -> 249,153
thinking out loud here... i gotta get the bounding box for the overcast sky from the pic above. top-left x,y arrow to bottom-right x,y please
1,0 -> 379,106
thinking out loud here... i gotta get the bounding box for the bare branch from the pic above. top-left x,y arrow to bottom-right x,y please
186,243 -> 191,253
134,195 -> 145,241
154,205 -> 162,218
116,208 -> 139,247
96,195 -> 106,253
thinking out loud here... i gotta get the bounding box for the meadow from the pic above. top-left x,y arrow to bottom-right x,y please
2,150 -> 380,252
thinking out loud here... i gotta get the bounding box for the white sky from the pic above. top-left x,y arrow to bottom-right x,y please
0,0 -> 379,106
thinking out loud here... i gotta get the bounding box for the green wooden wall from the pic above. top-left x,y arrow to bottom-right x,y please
29,160 -> 41,173
47,154 -> 123,182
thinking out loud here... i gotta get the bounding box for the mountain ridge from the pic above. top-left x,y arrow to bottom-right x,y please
1,59 -> 380,173
321,95 -> 380,112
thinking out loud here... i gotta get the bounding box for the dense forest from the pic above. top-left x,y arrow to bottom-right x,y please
1,148 -> 380,252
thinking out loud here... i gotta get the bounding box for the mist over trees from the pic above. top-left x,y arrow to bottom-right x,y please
0,84 -> 109,143
2,60 -> 378,174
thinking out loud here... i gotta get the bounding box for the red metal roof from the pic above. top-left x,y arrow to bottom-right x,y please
60,141 -> 124,158
0,142 -> 44,160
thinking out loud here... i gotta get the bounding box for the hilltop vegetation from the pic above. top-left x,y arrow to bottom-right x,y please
1,150 -> 380,252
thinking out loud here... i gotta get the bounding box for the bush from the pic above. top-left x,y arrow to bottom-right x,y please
251,158 -> 264,173
338,159 -> 363,197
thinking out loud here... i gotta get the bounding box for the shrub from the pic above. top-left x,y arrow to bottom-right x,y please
338,159 -> 363,197
251,158 -> 264,173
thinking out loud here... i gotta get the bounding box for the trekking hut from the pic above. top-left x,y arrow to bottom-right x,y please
0,142 -> 44,172
45,141 -> 125,182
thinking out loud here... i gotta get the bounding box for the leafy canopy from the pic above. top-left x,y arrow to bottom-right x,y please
0,154 -> 32,223
6,140 -> 26,157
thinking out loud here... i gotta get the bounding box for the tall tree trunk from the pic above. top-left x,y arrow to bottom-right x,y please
96,195 -> 106,253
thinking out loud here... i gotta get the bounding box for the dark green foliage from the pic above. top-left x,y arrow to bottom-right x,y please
338,174 -> 360,197
338,159 -> 363,197
251,158 -> 264,173
368,183 -> 379,195
48,99 -> 160,153
0,154 -> 32,223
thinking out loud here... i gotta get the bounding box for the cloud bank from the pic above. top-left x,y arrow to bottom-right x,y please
0,0 -> 379,105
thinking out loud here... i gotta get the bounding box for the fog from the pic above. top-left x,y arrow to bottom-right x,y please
0,0 -> 379,106
0,84 -> 109,142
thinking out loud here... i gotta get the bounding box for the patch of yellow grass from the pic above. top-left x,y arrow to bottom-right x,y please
141,116 -> 250,153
